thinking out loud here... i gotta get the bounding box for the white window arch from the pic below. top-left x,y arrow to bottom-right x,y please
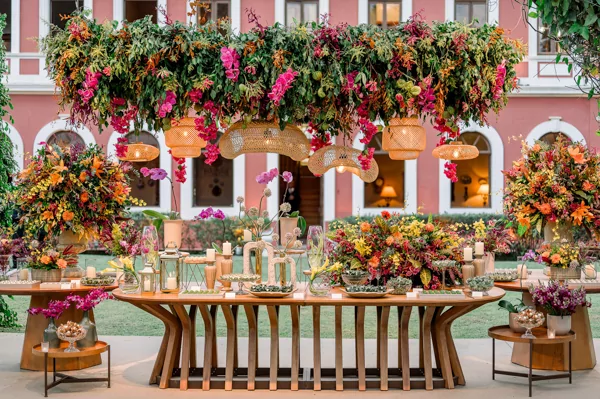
351,132 -> 418,216
33,119 -> 96,153
2,123 -> 24,170
438,122 -> 504,214
107,126 -> 172,214
526,116 -> 586,146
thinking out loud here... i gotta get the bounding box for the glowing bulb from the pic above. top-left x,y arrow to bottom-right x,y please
135,150 -> 141,158
453,150 -> 459,159
336,166 -> 346,173
183,130 -> 189,137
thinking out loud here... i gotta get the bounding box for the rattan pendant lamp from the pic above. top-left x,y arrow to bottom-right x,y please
432,141 -> 479,160
117,142 -> 160,162
308,145 -> 379,183
382,117 -> 426,160
219,121 -> 310,161
165,117 -> 207,158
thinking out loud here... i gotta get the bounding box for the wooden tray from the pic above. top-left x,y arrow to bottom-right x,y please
341,288 -> 392,298
248,289 -> 296,298
32,341 -> 109,358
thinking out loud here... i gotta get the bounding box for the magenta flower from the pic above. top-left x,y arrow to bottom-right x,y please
358,147 -> 375,171
157,91 -> 176,118
220,47 -> 240,81
188,88 -> 203,103
256,168 -> 279,184
140,167 -> 168,180
267,68 -> 299,105
225,69 -> 240,81
28,300 -> 71,319
282,171 -> 293,183
492,60 -> 507,100
214,210 -> 226,220
195,207 -> 225,221
78,88 -> 94,103
204,142 -> 220,165
68,288 -> 112,312
444,161 -> 458,182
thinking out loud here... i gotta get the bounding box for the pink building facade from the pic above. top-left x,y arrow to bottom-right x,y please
2,0 -> 598,226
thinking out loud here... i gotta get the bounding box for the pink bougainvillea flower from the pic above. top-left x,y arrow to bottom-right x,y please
244,65 -> 257,75
282,171 -> 293,183
220,47 -> 240,81
102,66 -> 111,76
358,147 -> 375,171
225,68 -> 240,81
188,88 -> 203,103
157,91 -> 176,118
78,88 -> 94,103
444,161 -> 458,182
358,117 -> 378,145
492,60 -> 507,100
310,132 -> 331,152
268,68 -> 299,105
203,143 -> 220,165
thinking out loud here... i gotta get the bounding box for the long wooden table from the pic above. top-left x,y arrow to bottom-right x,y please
0,284 -> 117,371
495,270 -> 598,371
113,286 -> 505,391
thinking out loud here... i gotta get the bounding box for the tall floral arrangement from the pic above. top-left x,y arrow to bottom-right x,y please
530,281 -> 591,317
14,143 -> 139,240
503,136 -> 600,237
100,220 -> 141,257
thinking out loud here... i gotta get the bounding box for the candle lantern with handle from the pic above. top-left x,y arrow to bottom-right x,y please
159,242 -> 183,293
139,262 -> 156,296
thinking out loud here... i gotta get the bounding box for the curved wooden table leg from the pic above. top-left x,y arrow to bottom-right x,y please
291,305 -> 301,391
376,306 -> 382,370
189,305 -> 197,368
197,305 -> 213,391
132,303 -> 169,385
422,306 -> 436,390
172,304 -> 192,390
244,304 -> 258,390
431,307 -> 444,371
418,306 -> 425,369
313,305 -> 322,391
209,305 -> 219,369
356,306 -> 366,391
267,305 -> 280,391
168,305 -> 182,369
380,306 -> 390,391
400,306 -> 412,391
335,305 -> 343,391
232,305 -> 239,370
222,305 -> 237,391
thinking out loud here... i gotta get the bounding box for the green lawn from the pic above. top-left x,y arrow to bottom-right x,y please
2,257 -> 599,339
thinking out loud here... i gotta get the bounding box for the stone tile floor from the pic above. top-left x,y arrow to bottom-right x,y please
1,333 -> 599,398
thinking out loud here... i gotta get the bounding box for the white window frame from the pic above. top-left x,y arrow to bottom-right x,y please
438,122 -> 503,214
359,0 -> 410,24
107,126 -> 172,214
187,0 -> 241,32
276,0 -> 329,24
114,0 -> 166,25
33,118 -> 96,153
3,123 -> 24,170
445,0 -> 498,24
351,132 -> 417,216
180,154 -> 245,219
526,116 -> 586,146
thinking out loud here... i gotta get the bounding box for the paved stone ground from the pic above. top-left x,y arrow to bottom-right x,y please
1,333 -> 599,398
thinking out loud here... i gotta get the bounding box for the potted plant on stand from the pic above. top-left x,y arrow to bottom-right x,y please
140,167 -> 183,248
27,299 -> 71,348
530,280 -> 591,335
67,288 -> 112,348
498,299 -> 529,333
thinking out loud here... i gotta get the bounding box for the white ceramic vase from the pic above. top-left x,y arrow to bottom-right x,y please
163,219 -> 183,249
547,314 -> 571,336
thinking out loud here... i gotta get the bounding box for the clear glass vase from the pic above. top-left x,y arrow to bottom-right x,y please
44,317 -> 60,349
309,274 -> 331,297
141,226 -> 160,267
115,256 -> 139,294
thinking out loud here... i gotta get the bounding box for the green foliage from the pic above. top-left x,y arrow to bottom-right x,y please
0,295 -> 19,329
498,298 -> 529,314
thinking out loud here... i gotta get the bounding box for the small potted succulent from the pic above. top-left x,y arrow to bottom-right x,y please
387,276 -> 412,295
498,299 -> 529,333
341,269 -> 369,287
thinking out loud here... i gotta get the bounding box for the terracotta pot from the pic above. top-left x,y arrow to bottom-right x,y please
547,314 -> 571,336
279,217 -> 299,242
31,269 -> 62,283
509,312 -> 526,333
543,221 -> 573,243
163,219 -> 183,249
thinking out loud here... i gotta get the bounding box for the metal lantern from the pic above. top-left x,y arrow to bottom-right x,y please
139,263 -> 156,296
159,243 -> 183,293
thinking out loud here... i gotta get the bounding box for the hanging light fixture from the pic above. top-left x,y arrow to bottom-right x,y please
117,142 -> 160,162
432,141 -> 479,160
382,117 -> 427,160
308,145 -> 379,183
165,117 -> 207,158
219,121 -> 310,161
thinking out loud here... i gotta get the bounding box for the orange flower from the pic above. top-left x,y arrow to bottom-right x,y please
541,251 -> 550,259
40,255 -> 51,265
56,259 -> 67,269
79,171 -> 88,182
583,181 -> 594,191
424,223 -> 435,232
532,144 -> 541,152
368,256 -> 380,268
535,202 -> 552,215
517,216 -> 530,229
112,183 -> 129,204
568,146 -> 587,164
80,192 -> 89,203
42,211 -> 54,220
62,211 -> 75,221
360,222 -> 371,232
550,254 -> 562,264
91,156 -> 104,176
521,204 -> 536,215
559,186 -> 567,194
50,173 -> 64,185
385,236 -> 394,246
393,231 -> 403,240
571,201 -> 594,226
53,159 -> 68,173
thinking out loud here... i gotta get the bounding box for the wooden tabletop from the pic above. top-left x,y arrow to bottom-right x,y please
0,284 -> 118,296
488,325 -> 576,344
32,341 -> 109,358
113,286 -> 505,306
494,269 -> 600,293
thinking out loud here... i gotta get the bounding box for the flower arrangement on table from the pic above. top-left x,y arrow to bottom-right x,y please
67,288 -> 112,311
468,218 -> 513,254
100,220 -> 141,259
530,280 -> 591,317
504,136 -> 600,238
194,207 -> 241,254
14,143 -> 138,241
28,245 -> 78,271
534,242 -> 583,270
0,236 -> 26,276
28,299 -> 71,319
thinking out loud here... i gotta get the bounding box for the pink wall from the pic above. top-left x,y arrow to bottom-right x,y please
21,0 -> 39,74
167,0 -> 187,22
244,153 -> 267,208
416,0 -> 445,23
329,0 -> 358,25
241,0 -> 274,32
93,0 -> 113,21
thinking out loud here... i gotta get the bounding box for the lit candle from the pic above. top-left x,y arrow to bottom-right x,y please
19,269 -> 29,281
86,266 -> 96,278
144,279 -> 151,292
206,248 -> 216,262
547,328 -> 556,339
243,229 -> 252,242
474,242 -> 484,256
223,242 -> 232,256
517,264 -> 528,279
167,276 -> 177,290
463,247 -> 473,261
41,342 -> 49,353
584,264 -> 596,279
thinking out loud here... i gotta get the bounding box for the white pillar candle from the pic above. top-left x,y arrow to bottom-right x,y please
86,266 -> 96,278
463,247 -> 473,261
243,229 -> 252,242
166,276 -> 177,290
223,242 -> 232,256
19,269 -> 29,281
474,242 -> 484,256
516,264 -> 528,279
584,264 -> 596,279
144,279 -> 151,292
206,248 -> 216,262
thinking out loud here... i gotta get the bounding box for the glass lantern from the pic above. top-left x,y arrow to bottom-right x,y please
141,226 -> 160,267
159,242 -> 182,293
139,263 -> 156,296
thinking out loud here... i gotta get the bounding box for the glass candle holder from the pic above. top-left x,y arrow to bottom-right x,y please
547,328 -> 556,339
41,342 -> 49,352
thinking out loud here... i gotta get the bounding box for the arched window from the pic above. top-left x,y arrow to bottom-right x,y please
365,133 -> 405,208
126,132 -> 161,207
192,134 -> 234,208
47,130 -> 85,149
539,132 -> 567,145
450,132 -> 491,208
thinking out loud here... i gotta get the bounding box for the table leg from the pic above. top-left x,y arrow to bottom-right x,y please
418,306 -> 425,369
222,305 -> 237,391
569,341 -> 572,384
108,345 -> 111,388
291,305 -> 300,391
356,306 -> 366,391
400,306 -> 412,391
380,306 -> 390,391
189,305 -> 197,368
232,305 -> 239,370
172,305 -> 192,390
210,305 -> 219,369
44,352 -> 48,398
145,304 -> 182,389
431,307 -> 444,370
132,304 -> 168,385
243,305 -> 258,391
422,307 -> 436,390
168,305 -> 182,369
197,305 -> 213,391
492,338 -> 495,380
376,306 -> 382,370
335,305 -> 343,391
313,305 -> 322,391
529,341 -> 533,398
267,305 -> 280,391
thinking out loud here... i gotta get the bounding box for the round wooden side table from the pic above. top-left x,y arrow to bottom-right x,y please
32,341 -> 111,397
488,326 -> 575,397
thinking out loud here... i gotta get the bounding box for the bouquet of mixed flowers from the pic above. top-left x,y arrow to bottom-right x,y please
67,288 -> 112,311
530,280 -> 591,317
28,245 -> 78,271
504,136 -> 600,237
468,219 -> 513,254
100,220 -> 141,258
534,242 -> 583,269
15,143 -> 138,240
27,299 -> 71,319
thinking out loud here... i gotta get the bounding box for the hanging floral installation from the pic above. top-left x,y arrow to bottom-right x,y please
40,7 -> 525,181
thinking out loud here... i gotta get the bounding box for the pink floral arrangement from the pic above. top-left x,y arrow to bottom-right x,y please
221,47 -> 240,81
157,91 -> 176,118
268,68 -> 299,105
28,299 -> 71,319
67,288 -> 112,312
530,280 -> 591,317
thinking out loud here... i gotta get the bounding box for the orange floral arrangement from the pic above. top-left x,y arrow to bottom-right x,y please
28,245 -> 78,271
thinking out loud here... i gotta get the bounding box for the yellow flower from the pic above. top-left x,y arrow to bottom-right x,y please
353,238 -> 372,257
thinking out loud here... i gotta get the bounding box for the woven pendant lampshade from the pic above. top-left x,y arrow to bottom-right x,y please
165,117 -> 207,158
117,142 -> 160,162
432,141 -> 479,160
308,145 -> 379,183
219,121 -> 310,161
382,117 -> 426,159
